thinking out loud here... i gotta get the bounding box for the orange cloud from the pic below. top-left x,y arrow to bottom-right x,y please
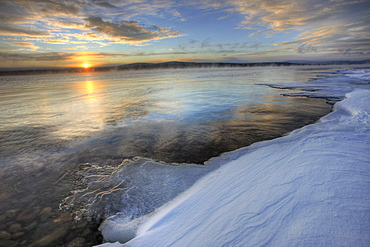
4,41 -> 40,51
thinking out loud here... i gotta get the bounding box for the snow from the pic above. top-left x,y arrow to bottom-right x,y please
96,69 -> 370,247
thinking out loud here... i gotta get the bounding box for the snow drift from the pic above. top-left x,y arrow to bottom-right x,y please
97,70 -> 370,247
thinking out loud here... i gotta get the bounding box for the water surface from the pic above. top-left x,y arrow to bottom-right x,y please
0,66 -> 339,246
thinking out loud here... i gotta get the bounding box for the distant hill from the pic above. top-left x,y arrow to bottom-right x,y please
1,60 -> 369,76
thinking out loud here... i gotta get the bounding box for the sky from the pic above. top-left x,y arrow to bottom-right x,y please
0,0 -> 369,68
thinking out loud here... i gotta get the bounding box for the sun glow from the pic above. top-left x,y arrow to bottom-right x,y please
83,63 -> 90,68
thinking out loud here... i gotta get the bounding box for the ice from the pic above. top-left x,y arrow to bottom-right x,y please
261,68 -> 370,104
343,69 -> 370,80
61,157 -> 222,233
96,69 -> 370,247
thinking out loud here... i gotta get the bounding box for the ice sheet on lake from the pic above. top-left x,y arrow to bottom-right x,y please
343,68 -> 370,80
261,68 -> 370,103
97,69 -> 370,247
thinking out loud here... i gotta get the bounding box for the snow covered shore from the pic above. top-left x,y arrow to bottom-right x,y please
97,70 -> 370,247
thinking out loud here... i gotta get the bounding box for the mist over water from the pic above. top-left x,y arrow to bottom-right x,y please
0,66 -> 339,245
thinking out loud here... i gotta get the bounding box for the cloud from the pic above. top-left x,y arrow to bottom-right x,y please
297,44 -> 317,54
94,1 -> 118,9
200,38 -> 212,48
38,0 -> 80,15
276,19 -> 370,55
175,39 -> 259,54
0,50 -> 188,62
0,0 -> 81,37
4,42 -> 40,51
0,25 -> 50,37
0,51 -> 74,61
0,51 -> 128,67
195,0 -> 370,56
0,2 -> 51,38
0,0 -> 184,47
197,0 -> 369,31
84,16 -> 183,44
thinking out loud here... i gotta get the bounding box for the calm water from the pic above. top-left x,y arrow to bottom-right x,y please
0,66 -> 338,246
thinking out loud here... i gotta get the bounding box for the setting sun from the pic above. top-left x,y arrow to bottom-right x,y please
83,63 -> 90,68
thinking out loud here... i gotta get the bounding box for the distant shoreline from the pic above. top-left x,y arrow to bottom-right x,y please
1,60 -> 370,76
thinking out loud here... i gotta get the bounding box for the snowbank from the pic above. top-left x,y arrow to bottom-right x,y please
97,73 -> 370,247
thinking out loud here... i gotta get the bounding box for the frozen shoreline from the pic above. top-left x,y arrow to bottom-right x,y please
97,70 -> 370,246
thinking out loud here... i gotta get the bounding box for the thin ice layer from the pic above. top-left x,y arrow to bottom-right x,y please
98,88 -> 370,246
343,68 -> 370,80
261,68 -> 370,103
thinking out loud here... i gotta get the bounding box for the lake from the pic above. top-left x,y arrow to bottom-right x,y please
0,66 -> 341,246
